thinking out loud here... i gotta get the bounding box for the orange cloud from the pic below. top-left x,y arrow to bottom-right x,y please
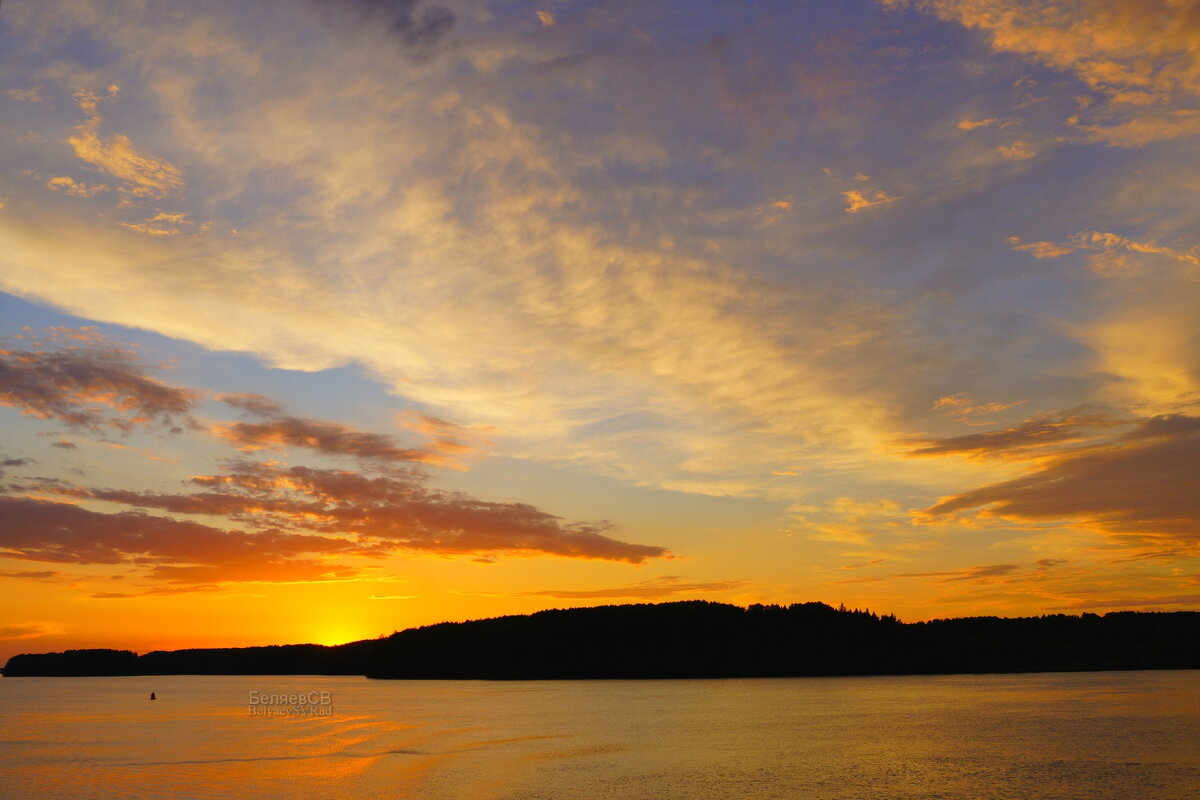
117,212 -> 190,236
843,189 -> 898,213
996,140 -> 1035,160
920,0 -> 1200,102
45,176 -> 110,197
25,460 -> 669,566
932,392 -> 1026,423
0,495 -> 374,584
918,0 -> 1200,146
1007,236 -> 1075,258
957,117 -> 998,130
1075,231 -> 1200,268
394,410 -> 488,466
1074,108 -> 1200,147
1009,230 -> 1200,270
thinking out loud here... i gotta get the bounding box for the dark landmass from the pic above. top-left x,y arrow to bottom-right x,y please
5,601 -> 1200,678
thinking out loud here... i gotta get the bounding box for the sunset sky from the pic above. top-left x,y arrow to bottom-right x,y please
1,0 -> 1198,661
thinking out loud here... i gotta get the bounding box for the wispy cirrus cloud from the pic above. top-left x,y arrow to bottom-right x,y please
1009,230 -> 1200,271
117,212 -> 192,237
68,87 -> 182,198
932,393 -> 1026,424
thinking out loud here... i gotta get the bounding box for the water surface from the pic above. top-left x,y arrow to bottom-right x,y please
2,671 -> 1198,799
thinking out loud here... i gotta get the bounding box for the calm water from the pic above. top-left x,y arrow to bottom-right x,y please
1,671 -> 1198,799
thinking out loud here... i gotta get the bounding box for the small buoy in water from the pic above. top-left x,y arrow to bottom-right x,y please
150,692 -> 156,700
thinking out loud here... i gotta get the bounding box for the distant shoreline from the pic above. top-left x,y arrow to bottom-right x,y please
6,600 -> 1199,679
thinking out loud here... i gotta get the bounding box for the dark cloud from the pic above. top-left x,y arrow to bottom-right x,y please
0,495 -> 377,584
1050,594 -> 1200,611
313,0 -> 456,59
839,558 -> 885,569
26,460 -> 670,565
902,408 -> 1128,459
894,564 -> 1021,582
91,584 -> 223,599
50,440 -> 77,449
924,414 -> 1200,545
218,392 -> 283,417
0,569 -> 61,580
215,393 -> 434,464
1,457 -> 31,483
0,623 -> 59,641
0,334 -> 197,435
0,455 -> 32,481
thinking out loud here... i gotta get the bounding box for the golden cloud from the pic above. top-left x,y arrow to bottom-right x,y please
996,140 -> 1035,160
68,89 -> 182,197
920,0 -> 1200,102
45,176 -> 110,197
843,189 -> 899,213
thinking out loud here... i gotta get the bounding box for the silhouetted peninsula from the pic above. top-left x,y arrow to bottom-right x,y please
5,601 -> 1199,678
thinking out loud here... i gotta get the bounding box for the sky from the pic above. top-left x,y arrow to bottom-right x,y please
1,0 -> 1198,660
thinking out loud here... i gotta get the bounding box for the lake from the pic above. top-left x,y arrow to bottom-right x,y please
2,671 -> 1198,799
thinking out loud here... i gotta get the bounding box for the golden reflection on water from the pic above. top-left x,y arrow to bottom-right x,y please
1,672 -> 1198,799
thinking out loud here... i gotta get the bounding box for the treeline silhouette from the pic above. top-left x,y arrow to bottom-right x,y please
5,601 -> 1199,678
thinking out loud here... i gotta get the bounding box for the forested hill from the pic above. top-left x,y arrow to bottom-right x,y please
5,601 -> 1200,678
